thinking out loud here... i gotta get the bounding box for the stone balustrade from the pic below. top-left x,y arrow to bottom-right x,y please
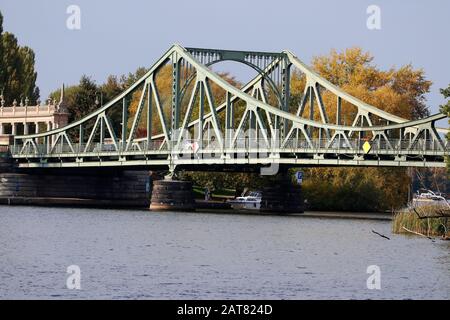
0,86 -> 69,136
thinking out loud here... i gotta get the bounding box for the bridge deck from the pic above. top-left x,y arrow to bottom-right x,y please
10,138 -> 449,168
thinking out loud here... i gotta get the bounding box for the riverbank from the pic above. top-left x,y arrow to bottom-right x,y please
393,210 -> 449,238
196,208 -> 392,220
0,196 -> 392,220
0,197 -> 148,208
300,211 -> 391,220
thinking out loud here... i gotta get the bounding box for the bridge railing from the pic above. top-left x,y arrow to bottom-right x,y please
281,138 -> 449,153
10,140 -> 168,156
10,137 -> 450,157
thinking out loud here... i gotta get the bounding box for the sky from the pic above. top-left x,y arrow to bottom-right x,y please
1,0 -> 449,125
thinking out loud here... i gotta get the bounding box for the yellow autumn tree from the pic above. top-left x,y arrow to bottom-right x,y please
292,47 -> 432,211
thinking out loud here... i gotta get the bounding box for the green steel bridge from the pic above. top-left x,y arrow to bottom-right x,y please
9,44 -> 450,173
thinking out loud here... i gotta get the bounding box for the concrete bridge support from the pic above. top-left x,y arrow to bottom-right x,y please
260,174 -> 304,213
150,179 -> 195,211
0,166 -> 151,207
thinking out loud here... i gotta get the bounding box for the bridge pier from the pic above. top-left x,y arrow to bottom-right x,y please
260,173 -> 304,213
0,165 -> 151,207
150,178 -> 195,211
0,157 -> 13,173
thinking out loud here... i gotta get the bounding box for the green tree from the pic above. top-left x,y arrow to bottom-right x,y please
0,11 -> 4,93
0,11 -> 39,105
50,75 -> 98,123
1,32 -> 22,103
99,75 -> 125,132
49,76 -> 98,142
18,46 -> 39,102
73,75 -> 98,121
440,84 -> 450,170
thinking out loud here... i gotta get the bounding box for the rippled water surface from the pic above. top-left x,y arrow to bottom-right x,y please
0,206 -> 448,299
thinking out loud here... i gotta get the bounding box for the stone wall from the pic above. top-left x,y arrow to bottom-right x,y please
0,166 -> 151,207
0,157 -> 12,173
260,180 -> 304,213
150,180 -> 195,211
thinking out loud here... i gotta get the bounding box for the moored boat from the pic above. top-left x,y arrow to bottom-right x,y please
227,191 -> 262,210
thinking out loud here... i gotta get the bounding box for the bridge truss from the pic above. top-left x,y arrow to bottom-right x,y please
11,44 -> 449,171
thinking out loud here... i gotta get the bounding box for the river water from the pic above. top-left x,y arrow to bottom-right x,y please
0,206 -> 448,299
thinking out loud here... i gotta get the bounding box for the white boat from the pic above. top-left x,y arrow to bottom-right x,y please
412,190 -> 449,207
227,191 -> 262,210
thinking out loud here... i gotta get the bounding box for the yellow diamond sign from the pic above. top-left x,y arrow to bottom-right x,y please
362,141 -> 372,154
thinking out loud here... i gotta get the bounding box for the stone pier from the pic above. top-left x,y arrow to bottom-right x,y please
0,166 -> 151,207
150,179 -> 195,211
260,174 -> 304,213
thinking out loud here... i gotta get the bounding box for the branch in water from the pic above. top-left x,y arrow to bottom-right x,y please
402,226 -> 435,241
371,230 -> 390,240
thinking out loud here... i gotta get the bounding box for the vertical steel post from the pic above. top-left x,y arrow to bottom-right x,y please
336,97 -> 341,125
281,57 -> 291,140
60,133 -> 64,153
318,128 -> 322,148
198,82 -> 205,148
172,54 -> 181,139
122,97 -> 127,150
225,91 -> 232,147
309,86 -> 314,137
147,82 -> 152,150
249,108 -> 256,141
358,115 -> 362,143
79,124 -> 84,152
100,117 -> 104,146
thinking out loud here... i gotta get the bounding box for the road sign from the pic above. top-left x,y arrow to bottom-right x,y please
363,141 -> 372,154
295,171 -> 303,185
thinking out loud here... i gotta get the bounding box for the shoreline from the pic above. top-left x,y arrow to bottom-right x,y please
195,209 -> 392,221
0,196 -> 392,221
0,197 -> 148,208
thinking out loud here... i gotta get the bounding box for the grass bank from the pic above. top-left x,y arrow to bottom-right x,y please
192,186 -> 235,200
392,210 -> 449,238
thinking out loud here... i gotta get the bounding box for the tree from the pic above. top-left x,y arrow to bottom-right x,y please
18,46 -> 39,103
440,84 -> 450,171
71,76 -> 98,121
0,11 -> 4,92
2,33 -> 40,104
49,75 -> 98,142
297,47 -> 432,121
99,75 -> 126,132
1,32 -> 22,103
0,10 -> 39,105
292,47 -> 433,211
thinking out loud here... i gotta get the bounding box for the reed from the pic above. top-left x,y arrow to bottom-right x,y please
392,209 -> 449,238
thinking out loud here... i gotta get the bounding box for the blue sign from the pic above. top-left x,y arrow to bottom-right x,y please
295,171 -> 303,184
